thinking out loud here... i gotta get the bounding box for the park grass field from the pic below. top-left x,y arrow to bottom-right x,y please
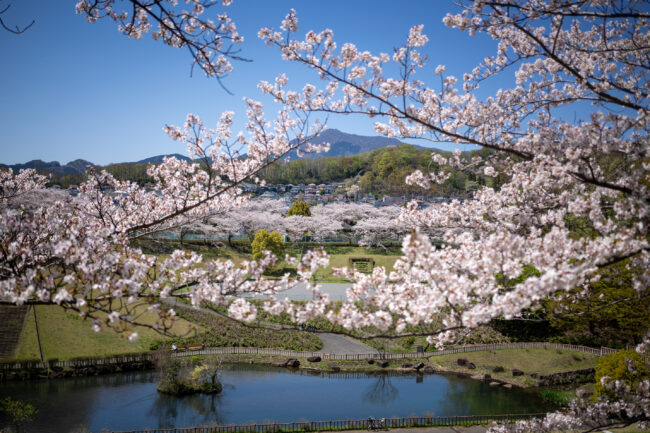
10,300 -> 322,361
431,348 -> 599,374
429,348 -> 599,386
310,246 -> 401,282
12,305 -> 200,361
138,239 -> 402,283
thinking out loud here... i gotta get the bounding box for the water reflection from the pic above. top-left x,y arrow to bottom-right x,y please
440,374 -> 550,415
0,365 -> 554,433
362,375 -> 399,406
150,392 -> 226,428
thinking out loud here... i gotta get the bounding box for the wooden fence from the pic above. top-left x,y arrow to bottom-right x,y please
107,413 -> 546,433
170,342 -> 621,361
0,342 -> 623,371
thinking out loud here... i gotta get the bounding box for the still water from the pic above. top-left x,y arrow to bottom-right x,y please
0,364 -> 554,433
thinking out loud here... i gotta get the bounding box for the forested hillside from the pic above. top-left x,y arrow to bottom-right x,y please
261,144 -> 502,196
14,145 -> 504,197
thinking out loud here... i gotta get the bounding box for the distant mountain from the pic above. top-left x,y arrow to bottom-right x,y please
2,130 -> 419,176
0,159 -> 95,175
134,153 -> 191,164
287,129 -> 405,160
0,154 -> 194,174
65,159 -> 95,173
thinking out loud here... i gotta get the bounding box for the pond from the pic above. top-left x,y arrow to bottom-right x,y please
0,364 -> 555,433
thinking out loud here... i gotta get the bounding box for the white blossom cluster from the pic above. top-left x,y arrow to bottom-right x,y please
0,103 -> 327,335
254,1 -> 650,429
2,0 -> 649,430
178,200 -> 405,248
256,0 -> 649,342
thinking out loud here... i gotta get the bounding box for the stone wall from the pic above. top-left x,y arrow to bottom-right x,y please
536,368 -> 595,386
0,359 -> 154,381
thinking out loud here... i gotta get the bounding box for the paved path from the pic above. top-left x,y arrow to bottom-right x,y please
318,332 -> 378,355
322,427 -> 487,433
272,282 -> 353,301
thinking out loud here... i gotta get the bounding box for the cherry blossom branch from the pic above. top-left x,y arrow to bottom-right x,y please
75,0 -> 245,84
0,2 -> 34,34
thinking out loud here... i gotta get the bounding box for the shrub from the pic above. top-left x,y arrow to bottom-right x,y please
594,350 -> 649,400
1,397 -> 38,433
157,356 -> 222,395
400,336 -> 416,349
287,200 -> 311,216
539,390 -> 573,406
251,229 -> 285,261
148,339 -> 163,351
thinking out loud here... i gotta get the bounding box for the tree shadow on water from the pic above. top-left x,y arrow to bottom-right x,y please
148,392 -> 226,428
362,375 -> 399,406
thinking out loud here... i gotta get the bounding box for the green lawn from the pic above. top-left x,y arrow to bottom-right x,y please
431,348 -> 598,374
429,348 -> 599,385
12,305 -> 200,361
312,246 -> 401,282
141,241 -> 402,283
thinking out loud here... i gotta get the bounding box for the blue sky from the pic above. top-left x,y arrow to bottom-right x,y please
0,1 -> 502,165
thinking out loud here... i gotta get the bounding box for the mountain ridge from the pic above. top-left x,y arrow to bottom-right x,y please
287,128 -> 409,160
1,129 -> 436,173
0,159 -> 95,176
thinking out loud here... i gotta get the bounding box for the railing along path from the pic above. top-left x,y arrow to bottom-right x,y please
107,413 -> 547,433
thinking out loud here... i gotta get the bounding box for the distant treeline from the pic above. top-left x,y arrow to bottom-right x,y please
260,144 -> 506,197
45,163 -> 151,188
46,144 -> 506,196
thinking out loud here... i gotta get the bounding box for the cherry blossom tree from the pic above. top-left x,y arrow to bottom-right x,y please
0,108 -> 328,338
178,200 -> 410,246
75,0 -> 246,89
2,0 -> 650,429
252,2 -> 649,430
353,207 -> 404,249
283,213 -> 342,242
256,0 -> 649,343
231,199 -> 287,240
310,202 -> 408,247
279,202 -> 408,245
201,212 -> 243,246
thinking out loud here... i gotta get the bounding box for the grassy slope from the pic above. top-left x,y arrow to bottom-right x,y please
12,302 -> 322,361
13,305 -> 200,361
172,305 -> 323,351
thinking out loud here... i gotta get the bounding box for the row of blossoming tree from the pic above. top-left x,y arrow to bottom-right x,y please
1,0 -> 648,431
170,199 -> 406,247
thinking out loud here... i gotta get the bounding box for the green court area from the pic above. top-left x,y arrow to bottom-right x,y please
311,246 -> 401,282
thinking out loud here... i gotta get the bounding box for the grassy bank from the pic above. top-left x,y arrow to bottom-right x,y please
211,347 -> 599,387
429,348 -> 599,386
311,246 -> 401,282
170,305 -> 323,352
